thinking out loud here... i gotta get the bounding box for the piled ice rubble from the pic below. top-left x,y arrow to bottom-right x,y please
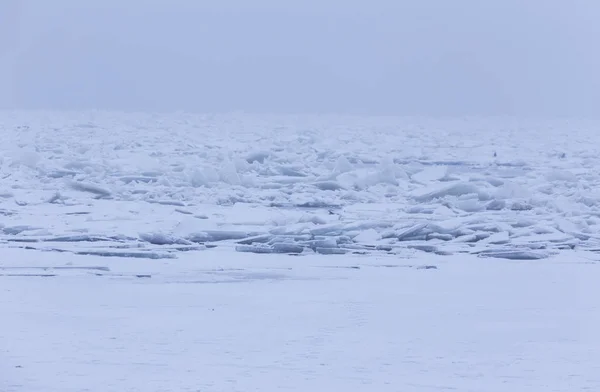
130,212 -> 583,259
2,112 -> 599,260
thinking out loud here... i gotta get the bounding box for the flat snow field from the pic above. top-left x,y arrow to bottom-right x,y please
1,248 -> 599,392
2,112 -> 600,391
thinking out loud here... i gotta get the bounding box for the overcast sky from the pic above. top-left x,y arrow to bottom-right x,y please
0,0 -> 598,116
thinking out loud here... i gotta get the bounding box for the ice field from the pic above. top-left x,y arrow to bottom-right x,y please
2,112 -> 600,391
2,247 -> 599,392
2,112 -> 599,259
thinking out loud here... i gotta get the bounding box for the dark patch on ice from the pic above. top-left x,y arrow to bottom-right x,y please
555,243 -> 576,250
75,251 -> 176,260
477,249 -> 549,260
315,247 -> 347,255
393,159 -> 528,168
295,201 -> 342,209
312,181 -> 345,191
70,181 -> 112,198
416,265 -> 438,270
266,201 -> 342,210
146,199 -> 186,207
0,266 -> 110,272
171,246 -> 206,252
45,235 -> 116,243
17,245 -> 70,253
321,265 -> 361,270
3,226 -> 42,235
176,270 -> 293,284
236,244 -> 280,254
371,264 -> 438,270
93,273 -> 152,279
5,238 -> 40,243
218,271 -> 291,281
59,266 -> 111,271
510,201 -> 533,211
46,169 -> 77,178
176,279 -> 246,285
511,219 -> 536,228
0,274 -> 56,277
427,233 -> 454,241
141,171 -> 162,177
485,199 -> 506,211
39,247 -> 71,253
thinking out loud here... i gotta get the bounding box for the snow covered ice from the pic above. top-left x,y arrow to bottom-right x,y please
2,112 -> 600,391
2,112 -> 599,259
2,247 -> 600,391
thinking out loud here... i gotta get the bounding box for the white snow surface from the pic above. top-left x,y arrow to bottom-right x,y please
2,112 -> 600,390
2,247 -> 600,391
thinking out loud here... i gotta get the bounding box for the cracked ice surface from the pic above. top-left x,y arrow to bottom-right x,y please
1,112 -> 600,259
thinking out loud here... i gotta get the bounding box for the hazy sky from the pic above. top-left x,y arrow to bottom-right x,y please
1,0 -> 598,115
